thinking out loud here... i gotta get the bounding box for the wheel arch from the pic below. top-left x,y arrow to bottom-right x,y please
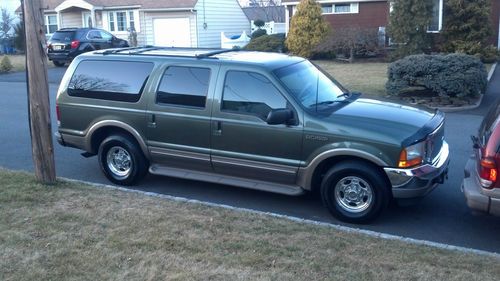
297,149 -> 392,193
86,120 -> 149,159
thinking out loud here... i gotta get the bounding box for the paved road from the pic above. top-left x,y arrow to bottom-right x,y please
1,66 -> 499,253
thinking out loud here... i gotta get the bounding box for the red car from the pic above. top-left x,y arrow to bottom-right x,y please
462,101 -> 500,216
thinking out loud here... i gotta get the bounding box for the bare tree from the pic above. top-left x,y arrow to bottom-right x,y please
317,27 -> 380,63
0,8 -> 15,41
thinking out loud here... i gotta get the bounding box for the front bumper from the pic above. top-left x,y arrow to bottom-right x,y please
462,156 -> 500,216
383,141 -> 450,198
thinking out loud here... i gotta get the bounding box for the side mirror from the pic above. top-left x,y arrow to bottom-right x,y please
266,108 -> 294,125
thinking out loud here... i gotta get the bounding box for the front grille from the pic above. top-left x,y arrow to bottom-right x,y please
425,122 -> 445,164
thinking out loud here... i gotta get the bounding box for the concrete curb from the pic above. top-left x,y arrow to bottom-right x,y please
57,176 -> 500,260
434,62 -> 497,113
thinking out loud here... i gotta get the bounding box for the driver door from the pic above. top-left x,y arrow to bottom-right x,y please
210,67 -> 304,184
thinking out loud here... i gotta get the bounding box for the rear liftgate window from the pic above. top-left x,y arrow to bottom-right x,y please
68,60 -> 153,102
156,66 -> 211,108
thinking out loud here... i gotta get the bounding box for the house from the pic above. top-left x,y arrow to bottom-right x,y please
242,6 -> 286,34
22,0 -> 251,48
282,0 -> 500,49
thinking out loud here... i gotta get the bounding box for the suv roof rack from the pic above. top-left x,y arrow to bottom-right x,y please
100,46 -> 240,59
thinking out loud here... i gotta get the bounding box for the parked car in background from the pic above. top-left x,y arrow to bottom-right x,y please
463,99 -> 500,216
47,28 -> 129,67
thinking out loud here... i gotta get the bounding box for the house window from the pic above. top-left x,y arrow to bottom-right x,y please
45,15 -> 58,34
129,11 -> 135,30
109,13 -> 115,31
108,11 -> 137,32
321,5 -> 333,14
428,0 -> 443,32
333,3 -> 359,14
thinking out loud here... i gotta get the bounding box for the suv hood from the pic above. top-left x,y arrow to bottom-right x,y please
324,98 -> 439,146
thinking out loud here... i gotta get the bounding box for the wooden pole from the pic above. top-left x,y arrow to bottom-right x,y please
23,0 -> 56,184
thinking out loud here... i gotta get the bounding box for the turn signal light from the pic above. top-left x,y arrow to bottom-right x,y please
398,149 -> 423,168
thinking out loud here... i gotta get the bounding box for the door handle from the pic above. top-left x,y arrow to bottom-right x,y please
148,114 -> 156,128
213,120 -> 222,136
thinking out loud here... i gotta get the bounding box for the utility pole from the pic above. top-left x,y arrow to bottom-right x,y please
23,0 -> 56,184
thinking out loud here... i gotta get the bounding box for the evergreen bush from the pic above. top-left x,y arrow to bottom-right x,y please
386,54 -> 487,98
0,55 -> 13,73
285,0 -> 330,58
245,34 -> 286,53
251,29 -> 267,38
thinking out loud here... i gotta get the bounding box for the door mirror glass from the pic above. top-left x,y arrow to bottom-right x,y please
266,108 -> 293,125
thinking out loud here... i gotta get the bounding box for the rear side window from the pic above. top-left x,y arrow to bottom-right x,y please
50,31 -> 76,42
68,60 -> 153,102
156,66 -> 211,108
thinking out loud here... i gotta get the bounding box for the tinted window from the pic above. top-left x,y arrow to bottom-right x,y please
99,30 -> 113,40
156,66 -> 211,108
50,31 -> 76,42
68,60 -> 153,102
222,71 -> 287,120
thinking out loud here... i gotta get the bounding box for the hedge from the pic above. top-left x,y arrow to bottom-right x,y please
386,54 -> 488,98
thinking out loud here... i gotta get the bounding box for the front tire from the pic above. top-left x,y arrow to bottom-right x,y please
98,135 -> 148,185
321,160 -> 390,224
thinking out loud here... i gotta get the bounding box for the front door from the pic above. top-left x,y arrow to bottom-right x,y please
146,63 -> 217,172
210,67 -> 303,184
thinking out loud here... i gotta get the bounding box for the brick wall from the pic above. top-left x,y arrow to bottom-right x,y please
323,1 -> 389,30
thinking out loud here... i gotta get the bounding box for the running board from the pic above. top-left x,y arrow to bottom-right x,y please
149,165 -> 305,196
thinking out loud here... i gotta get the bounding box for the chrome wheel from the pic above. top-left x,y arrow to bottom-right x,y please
106,146 -> 132,179
334,176 -> 373,213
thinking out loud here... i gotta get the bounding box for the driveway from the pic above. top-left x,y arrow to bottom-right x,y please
1,67 -> 499,254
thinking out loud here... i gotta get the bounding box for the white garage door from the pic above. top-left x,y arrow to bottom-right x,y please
153,18 -> 191,47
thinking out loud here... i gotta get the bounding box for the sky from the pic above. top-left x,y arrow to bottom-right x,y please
0,0 -> 20,15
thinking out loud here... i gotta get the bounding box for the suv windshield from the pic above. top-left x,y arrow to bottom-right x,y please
50,31 -> 76,42
274,61 -> 348,111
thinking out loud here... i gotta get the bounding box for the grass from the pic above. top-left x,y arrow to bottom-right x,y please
315,60 -> 389,98
0,55 -> 54,73
0,169 -> 499,280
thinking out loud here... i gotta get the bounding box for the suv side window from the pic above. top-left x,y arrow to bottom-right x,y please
87,30 -> 102,39
156,66 -> 211,108
68,60 -> 153,102
99,30 -> 113,41
222,71 -> 287,120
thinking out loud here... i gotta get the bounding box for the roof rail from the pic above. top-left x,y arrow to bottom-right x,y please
195,48 -> 240,58
100,46 -> 240,59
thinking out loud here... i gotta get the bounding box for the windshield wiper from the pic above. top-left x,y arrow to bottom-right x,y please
309,99 -> 348,107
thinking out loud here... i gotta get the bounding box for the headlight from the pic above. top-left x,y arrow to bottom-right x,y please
398,142 -> 425,168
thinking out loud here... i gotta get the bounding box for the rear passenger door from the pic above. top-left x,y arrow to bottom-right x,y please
210,67 -> 303,184
146,63 -> 218,172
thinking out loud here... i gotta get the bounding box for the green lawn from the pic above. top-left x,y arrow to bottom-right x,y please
1,169 -> 499,280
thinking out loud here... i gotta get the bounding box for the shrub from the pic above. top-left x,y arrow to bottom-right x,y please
285,0 -> 330,58
251,29 -> 267,38
0,55 -> 13,73
316,27 -> 381,62
253,19 -> 265,29
386,54 -> 487,98
245,34 -> 286,53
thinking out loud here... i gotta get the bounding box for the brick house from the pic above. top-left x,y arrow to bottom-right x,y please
282,0 -> 500,48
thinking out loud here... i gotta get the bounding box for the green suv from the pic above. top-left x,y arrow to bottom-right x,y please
55,47 -> 449,223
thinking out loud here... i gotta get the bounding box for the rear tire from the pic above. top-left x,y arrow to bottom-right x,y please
98,135 -> 148,186
320,160 -> 390,224
53,61 -> 65,67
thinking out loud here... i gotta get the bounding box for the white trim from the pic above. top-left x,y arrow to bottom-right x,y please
321,3 -> 359,15
139,8 -> 195,12
284,0 -> 379,5
59,176 -> 500,259
54,0 -> 98,12
102,5 -> 142,10
106,9 -> 140,33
